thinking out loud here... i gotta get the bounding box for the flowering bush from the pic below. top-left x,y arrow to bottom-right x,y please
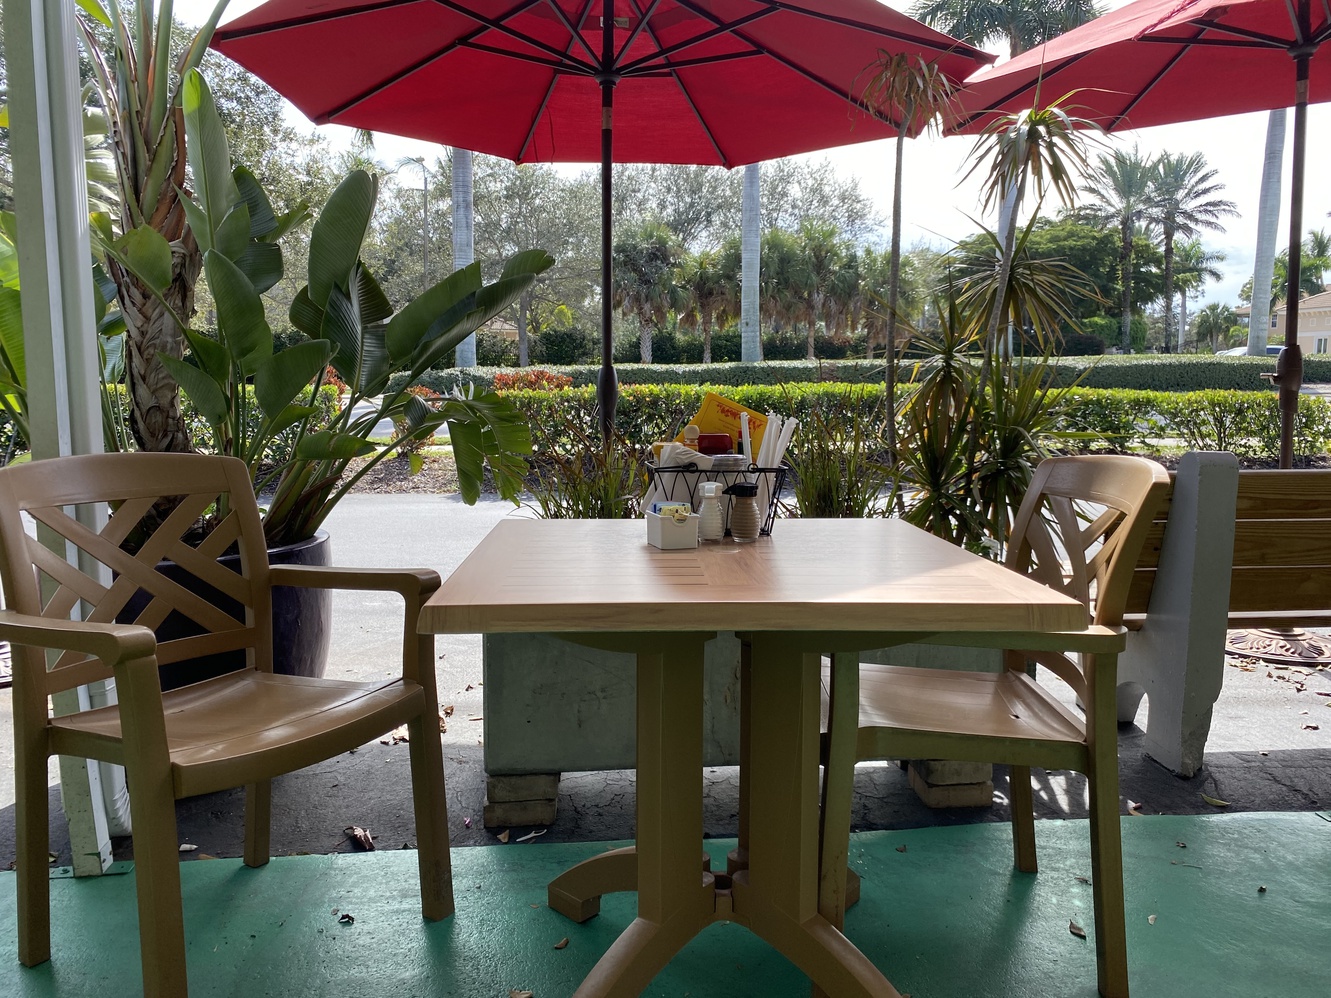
492,369 -> 574,392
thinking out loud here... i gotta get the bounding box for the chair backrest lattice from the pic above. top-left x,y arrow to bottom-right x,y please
0,453 -> 274,698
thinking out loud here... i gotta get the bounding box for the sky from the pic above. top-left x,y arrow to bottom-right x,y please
178,0 -> 1331,308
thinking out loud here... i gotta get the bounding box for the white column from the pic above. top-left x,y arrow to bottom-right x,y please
5,0 -> 114,874
740,163 -> 761,362
1249,109 -> 1286,356
452,148 -> 477,368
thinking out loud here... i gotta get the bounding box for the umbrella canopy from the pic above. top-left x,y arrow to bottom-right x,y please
214,0 -> 990,432
953,0 -> 1331,467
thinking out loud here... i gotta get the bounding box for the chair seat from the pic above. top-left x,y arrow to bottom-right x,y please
856,663 -> 1087,746
50,671 -> 424,797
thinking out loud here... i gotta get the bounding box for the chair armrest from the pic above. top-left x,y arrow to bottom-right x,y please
0,610 -> 155,666
269,564 -> 441,597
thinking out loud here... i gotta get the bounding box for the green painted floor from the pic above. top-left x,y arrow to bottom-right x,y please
1,813 -> 1326,997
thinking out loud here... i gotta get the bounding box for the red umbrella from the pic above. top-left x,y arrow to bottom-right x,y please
213,0 -> 990,432
953,0 -> 1331,468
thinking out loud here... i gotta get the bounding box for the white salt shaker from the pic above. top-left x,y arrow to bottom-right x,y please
698,482 -> 725,542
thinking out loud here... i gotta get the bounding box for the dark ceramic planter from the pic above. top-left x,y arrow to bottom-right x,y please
124,531 -> 333,691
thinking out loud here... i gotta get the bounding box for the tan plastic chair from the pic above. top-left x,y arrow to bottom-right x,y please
819,454 -> 1170,998
0,452 -> 453,997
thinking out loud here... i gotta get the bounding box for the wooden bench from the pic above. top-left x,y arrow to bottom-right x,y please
1117,455 -> 1331,775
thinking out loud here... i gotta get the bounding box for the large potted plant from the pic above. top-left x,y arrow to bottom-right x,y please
110,71 -> 551,687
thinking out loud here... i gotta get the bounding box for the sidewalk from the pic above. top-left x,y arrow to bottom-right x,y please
1,494 -> 1329,870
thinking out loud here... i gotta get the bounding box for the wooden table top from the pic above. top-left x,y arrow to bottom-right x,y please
420,518 -> 1090,636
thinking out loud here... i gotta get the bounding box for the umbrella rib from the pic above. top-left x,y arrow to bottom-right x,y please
462,39 -> 596,73
1141,33 -> 1283,48
518,0 -> 599,161
757,0 -> 991,62
623,0 -> 730,165
620,50 -> 766,74
314,0 -> 549,121
616,10 -> 778,74
544,0 -> 600,65
615,0 -> 667,66
1105,42 -> 1191,131
1153,18 -> 1294,48
429,0 -> 600,72
212,0 -> 418,41
948,52 -> 1087,134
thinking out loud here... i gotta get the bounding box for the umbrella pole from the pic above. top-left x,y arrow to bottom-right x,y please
1274,51 -> 1310,469
597,5 -> 619,441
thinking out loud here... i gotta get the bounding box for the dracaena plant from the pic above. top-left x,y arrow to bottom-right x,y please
154,70 -> 552,547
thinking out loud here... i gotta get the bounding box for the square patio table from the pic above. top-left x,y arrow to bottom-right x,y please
420,518 -> 1123,997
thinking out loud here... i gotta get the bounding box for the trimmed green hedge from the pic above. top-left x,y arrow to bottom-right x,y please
393,354 -> 1331,397
504,383 -> 1331,460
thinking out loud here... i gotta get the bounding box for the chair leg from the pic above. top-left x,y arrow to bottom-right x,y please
1087,655 -> 1130,998
818,651 -> 859,933
407,704 -> 455,921
243,781 -> 272,869
124,765 -> 188,998
15,747 -> 51,967
1008,765 -> 1037,874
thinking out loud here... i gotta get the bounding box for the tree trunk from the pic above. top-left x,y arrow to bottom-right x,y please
452,148 -> 477,367
741,163 -> 762,361
702,311 -> 712,364
1179,287 -> 1188,351
885,125 -> 906,462
639,320 -> 652,363
1249,109 -> 1286,355
806,312 -> 816,361
1162,228 -> 1176,352
517,289 -> 529,367
1119,220 -> 1134,352
115,209 -> 199,454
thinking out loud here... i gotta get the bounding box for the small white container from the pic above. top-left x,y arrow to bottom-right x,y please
646,510 -> 700,549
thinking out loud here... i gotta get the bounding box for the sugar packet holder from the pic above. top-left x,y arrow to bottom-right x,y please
646,501 -> 699,549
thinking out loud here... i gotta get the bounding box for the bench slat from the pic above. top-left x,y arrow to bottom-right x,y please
1227,567 -> 1331,613
1232,520 -> 1331,567
1234,470 -> 1331,519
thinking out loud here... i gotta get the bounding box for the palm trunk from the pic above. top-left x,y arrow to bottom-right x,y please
639,321 -> 652,363
1119,220 -> 1134,352
741,164 -> 762,361
885,125 -> 906,462
1162,228 -> 1176,352
1179,287 -> 1188,350
1249,109 -> 1286,355
702,311 -> 712,364
452,148 -> 477,367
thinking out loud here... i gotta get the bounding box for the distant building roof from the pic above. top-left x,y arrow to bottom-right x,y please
1274,289 -> 1331,315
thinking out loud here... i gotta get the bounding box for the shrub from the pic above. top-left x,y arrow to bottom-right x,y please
475,329 -> 519,367
493,369 -> 574,392
531,325 -> 596,366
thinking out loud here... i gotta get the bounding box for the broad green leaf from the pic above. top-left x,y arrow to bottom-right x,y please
214,201 -> 251,264
114,226 -> 173,293
386,262 -> 480,359
237,241 -> 283,295
320,284 -> 361,386
447,419 -> 485,504
205,250 -> 272,373
295,429 -> 376,461
0,106 -> 7,128
177,189 -> 213,256
289,287 -> 325,339
266,203 -> 313,243
233,165 -> 278,239
181,70 -> 239,239
254,340 -> 331,421
160,355 -> 228,427
500,248 -> 555,282
264,403 -> 320,438
308,171 -> 376,308
357,265 -> 394,325
100,331 -> 124,383
0,211 -> 18,245
357,323 -> 390,395
408,453 -> 424,475
0,287 -> 26,387
183,328 -> 230,383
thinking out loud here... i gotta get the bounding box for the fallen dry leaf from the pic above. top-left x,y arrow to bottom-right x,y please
1075,875 -> 1092,885
516,829 -> 547,844
553,937 -> 569,950
438,713 -> 448,733
380,724 -> 410,745
344,826 -> 375,851
178,843 -> 198,853
1176,841 -> 1187,849
497,830 -> 511,844
443,704 -> 455,717
1148,915 -> 1157,925
1201,794 -> 1230,807
464,816 -> 473,829
895,845 -> 908,853
509,991 -> 533,998
465,684 -> 475,691
469,715 -> 484,722
1127,800 -> 1144,816
1303,724 -> 1321,731
338,913 -> 355,925
1258,885 -> 1268,893
1069,920 -> 1087,940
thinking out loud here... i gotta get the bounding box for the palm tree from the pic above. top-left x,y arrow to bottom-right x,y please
76,0 -> 232,453
861,52 -> 956,461
1079,146 -> 1156,352
1194,302 -> 1237,352
612,221 -> 684,363
1303,228 -> 1331,292
798,221 -> 847,360
1147,152 -> 1237,352
1173,239 -> 1224,350
760,228 -> 811,341
1249,109 -> 1286,355
678,249 -> 731,364
910,0 -> 1104,57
